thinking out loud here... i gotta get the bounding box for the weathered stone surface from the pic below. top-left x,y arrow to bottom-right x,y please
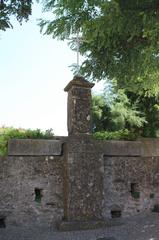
65,136 -> 104,222
64,75 -> 94,92
0,156 -> 64,228
141,138 -> 159,156
58,220 -> 106,231
2,137 -> 159,230
66,135 -> 100,153
103,156 -> 159,219
64,75 -> 94,135
97,238 -> 116,240
98,140 -> 142,156
8,139 -> 63,156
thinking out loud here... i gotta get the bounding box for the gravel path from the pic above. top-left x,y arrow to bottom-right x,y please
0,212 -> 158,240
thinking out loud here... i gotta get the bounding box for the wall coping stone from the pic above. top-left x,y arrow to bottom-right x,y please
98,140 -> 142,156
67,136 -> 142,156
7,137 -> 159,157
8,139 -> 63,156
140,138 -> 159,157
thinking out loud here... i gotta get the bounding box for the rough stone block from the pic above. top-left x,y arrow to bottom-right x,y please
8,139 -> 63,156
58,220 -> 105,231
58,219 -> 123,231
97,238 -> 116,240
141,139 -> 159,156
98,140 -> 142,156
64,76 -> 94,135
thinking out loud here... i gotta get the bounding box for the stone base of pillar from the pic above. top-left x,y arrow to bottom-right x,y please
57,219 -> 124,231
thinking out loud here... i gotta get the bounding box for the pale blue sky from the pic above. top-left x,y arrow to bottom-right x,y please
0,2 -> 103,136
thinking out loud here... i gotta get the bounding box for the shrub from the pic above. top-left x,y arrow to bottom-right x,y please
93,129 -> 137,141
0,127 -> 54,156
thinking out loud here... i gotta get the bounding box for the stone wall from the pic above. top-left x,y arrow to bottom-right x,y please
1,138 -> 159,229
1,76 -> 159,230
101,139 -> 159,219
0,140 -> 65,228
103,156 -> 159,218
0,135 -> 159,228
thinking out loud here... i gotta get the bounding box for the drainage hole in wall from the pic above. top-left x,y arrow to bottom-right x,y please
34,188 -> 43,203
150,193 -> 155,199
0,217 -> 6,228
111,210 -> 121,218
152,204 -> 159,213
130,183 -> 140,199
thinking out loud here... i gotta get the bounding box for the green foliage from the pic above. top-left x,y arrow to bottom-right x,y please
39,0 -> 159,96
111,90 -> 146,130
93,129 -> 137,141
92,95 -> 112,132
0,0 -> 32,31
0,127 -> 54,156
131,191 -> 140,199
127,92 -> 159,137
39,0 -> 159,136
92,90 -> 146,133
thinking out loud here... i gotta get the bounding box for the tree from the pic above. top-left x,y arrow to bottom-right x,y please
39,0 -> 159,95
92,90 -> 146,133
92,89 -> 159,137
0,0 -> 32,31
92,95 -> 111,132
127,91 -> 159,137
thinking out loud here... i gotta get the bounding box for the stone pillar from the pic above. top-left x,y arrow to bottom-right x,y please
64,75 -> 94,135
60,76 -> 106,231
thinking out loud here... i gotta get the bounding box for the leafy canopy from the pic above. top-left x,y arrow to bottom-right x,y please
127,91 -> 159,137
92,90 -> 146,133
0,0 -> 32,31
39,0 -> 159,95
92,87 -> 159,138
